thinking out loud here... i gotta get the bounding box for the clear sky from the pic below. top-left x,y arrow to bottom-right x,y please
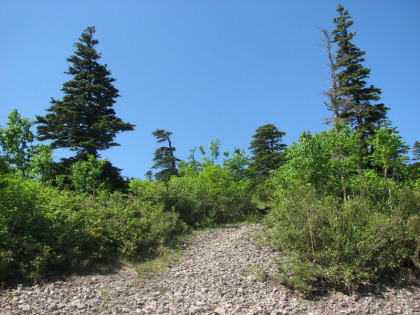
1,0 -> 419,179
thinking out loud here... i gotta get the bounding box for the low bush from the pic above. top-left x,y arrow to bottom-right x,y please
167,164 -> 256,226
130,164 -> 257,227
0,174 -> 187,283
263,125 -> 420,291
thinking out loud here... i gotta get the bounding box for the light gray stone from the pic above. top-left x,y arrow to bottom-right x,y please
0,224 -> 418,315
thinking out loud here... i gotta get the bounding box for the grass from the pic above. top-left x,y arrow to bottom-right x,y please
249,264 -> 269,282
136,245 -> 183,282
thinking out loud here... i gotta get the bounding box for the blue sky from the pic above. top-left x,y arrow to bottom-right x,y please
1,0 -> 419,179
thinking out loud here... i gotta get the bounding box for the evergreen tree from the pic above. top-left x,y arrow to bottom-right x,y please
187,148 -> 201,172
145,170 -> 153,181
36,26 -> 134,159
249,124 -> 286,178
321,28 -> 351,127
412,141 -> 420,162
152,129 -> 179,182
331,5 -> 388,137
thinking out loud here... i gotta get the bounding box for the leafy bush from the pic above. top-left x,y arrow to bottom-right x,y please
130,150 -> 258,227
263,125 -> 419,291
167,164 -> 256,226
129,178 -> 168,205
80,193 -> 187,258
0,174 -> 187,283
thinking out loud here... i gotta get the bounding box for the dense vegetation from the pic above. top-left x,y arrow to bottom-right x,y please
263,124 -> 419,291
1,5 -> 419,291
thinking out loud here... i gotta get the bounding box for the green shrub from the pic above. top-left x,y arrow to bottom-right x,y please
0,174 -> 187,283
167,164 -> 256,226
80,193 -> 188,258
263,126 -> 419,291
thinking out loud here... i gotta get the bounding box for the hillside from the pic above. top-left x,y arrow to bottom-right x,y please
1,224 -> 419,314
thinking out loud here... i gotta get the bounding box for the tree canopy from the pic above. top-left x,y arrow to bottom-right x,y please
249,124 -> 286,178
331,5 -> 388,137
36,26 -> 134,159
152,129 -> 179,182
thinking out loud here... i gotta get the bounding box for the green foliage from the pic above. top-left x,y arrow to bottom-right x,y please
0,109 -> 34,176
71,154 -> 109,196
198,139 -> 221,167
132,142 -> 258,227
249,124 -> 287,178
368,123 -> 408,177
331,5 -> 388,136
28,144 -> 56,184
129,178 -> 168,205
223,148 -> 255,180
0,173 -> 187,283
263,125 -> 419,291
413,141 -> 420,162
208,138 -> 221,165
167,163 -> 256,226
0,109 -> 53,180
152,129 -> 179,182
36,26 -> 135,159
79,193 -> 187,259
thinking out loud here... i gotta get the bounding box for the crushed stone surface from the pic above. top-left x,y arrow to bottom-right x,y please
1,224 -> 419,314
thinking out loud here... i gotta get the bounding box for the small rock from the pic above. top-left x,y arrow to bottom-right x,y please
48,303 -> 58,311
71,298 -> 82,306
19,304 -> 31,312
77,303 -> 85,309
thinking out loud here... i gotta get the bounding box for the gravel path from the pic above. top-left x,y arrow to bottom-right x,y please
1,224 -> 419,314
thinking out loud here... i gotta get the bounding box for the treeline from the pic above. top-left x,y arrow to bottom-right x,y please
1,5 -> 419,290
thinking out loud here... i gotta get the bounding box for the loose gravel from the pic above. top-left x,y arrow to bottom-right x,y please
1,224 -> 419,314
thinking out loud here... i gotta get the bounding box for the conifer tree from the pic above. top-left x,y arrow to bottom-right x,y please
412,141 -> 420,162
36,26 -> 134,159
249,124 -> 286,178
321,28 -> 351,127
152,129 -> 179,182
331,5 -> 388,137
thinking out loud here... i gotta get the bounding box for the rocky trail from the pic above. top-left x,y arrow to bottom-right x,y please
1,224 -> 419,314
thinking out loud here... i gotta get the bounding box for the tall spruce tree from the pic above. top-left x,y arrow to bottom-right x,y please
331,5 -> 388,137
36,26 -> 134,159
249,124 -> 286,178
152,129 -> 179,182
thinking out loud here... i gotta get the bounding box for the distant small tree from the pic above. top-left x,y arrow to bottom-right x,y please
145,170 -> 153,181
208,138 -> 221,165
197,139 -> 221,166
412,141 -> 420,162
223,148 -> 254,180
152,129 -> 179,182
187,147 -> 201,172
249,124 -> 287,178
